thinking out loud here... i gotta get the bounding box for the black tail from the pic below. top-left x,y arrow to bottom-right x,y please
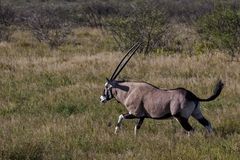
197,80 -> 224,102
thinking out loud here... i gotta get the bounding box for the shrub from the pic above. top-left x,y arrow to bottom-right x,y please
197,7 -> 240,59
81,1 -> 119,28
0,3 -> 15,41
160,23 -> 200,55
160,0 -> 214,23
105,1 -> 167,54
27,6 -> 72,49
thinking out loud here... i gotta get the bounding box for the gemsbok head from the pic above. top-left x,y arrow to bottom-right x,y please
100,42 -> 224,135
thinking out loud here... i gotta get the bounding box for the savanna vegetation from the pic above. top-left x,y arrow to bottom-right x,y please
0,0 -> 240,159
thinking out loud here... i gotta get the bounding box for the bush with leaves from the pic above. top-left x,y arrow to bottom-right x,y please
105,1 -> 167,54
0,3 -> 15,41
197,7 -> 240,59
27,6 -> 72,49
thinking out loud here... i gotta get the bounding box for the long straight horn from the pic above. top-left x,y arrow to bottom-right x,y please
110,42 -> 140,80
111,42 -> 141,80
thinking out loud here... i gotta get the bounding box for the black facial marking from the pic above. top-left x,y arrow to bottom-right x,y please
115,84 -> 129,92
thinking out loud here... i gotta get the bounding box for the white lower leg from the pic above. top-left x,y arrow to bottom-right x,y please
134,125 -> 137,136
114,126 -> 119,134
115,114 -> 124,134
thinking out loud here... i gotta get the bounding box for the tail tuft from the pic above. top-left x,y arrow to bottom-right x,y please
198,80 -> 224,102
213,80 -> 224,96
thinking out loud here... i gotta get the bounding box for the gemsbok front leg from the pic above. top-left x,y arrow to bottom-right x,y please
134,117 -> 144,135
115,113 -> 136,134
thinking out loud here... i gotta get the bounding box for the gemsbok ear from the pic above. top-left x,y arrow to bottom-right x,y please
106,78 -> 110,82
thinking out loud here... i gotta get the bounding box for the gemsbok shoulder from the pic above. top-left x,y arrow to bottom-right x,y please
100,42 -> 224,135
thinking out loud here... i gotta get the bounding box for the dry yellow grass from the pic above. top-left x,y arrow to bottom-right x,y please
0,28 -> 239,159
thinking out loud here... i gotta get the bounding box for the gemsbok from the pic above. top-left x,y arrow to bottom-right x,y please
100,42 -> 224,135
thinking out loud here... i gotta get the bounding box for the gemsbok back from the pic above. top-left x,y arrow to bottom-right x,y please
100,42 -> 224,135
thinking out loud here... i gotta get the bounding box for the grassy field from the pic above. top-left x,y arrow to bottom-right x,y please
0,28 -> 240,160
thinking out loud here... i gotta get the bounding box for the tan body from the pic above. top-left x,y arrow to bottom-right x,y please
101,80 -> 223,135
112,81 -> 196,119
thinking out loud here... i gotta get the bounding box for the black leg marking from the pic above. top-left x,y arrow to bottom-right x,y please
134,117 -> 144,135
136,118 -> 144,130
116,113 -> 136,127
176,117 -> 194,132
115,113 -> 138,134
197,117 -> 213,133
198,117 -> 211,127
191,108 -> 213,133
123,113 -> 137,119
116,122 -> 121,128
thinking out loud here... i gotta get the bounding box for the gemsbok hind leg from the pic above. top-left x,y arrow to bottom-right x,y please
115,113 -> 136,134
175,116 -> 194,133
174,113 -> 194,135
191,107 -> 213,133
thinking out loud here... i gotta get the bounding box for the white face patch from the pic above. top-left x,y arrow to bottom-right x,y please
100,81 -> 113,103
